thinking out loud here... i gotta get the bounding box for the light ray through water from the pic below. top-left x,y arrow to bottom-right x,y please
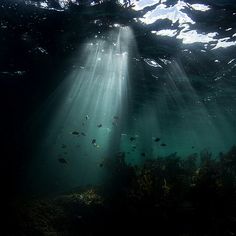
28,26 -> 134,193
26,24 -> 236,194
126,59 -> 236,161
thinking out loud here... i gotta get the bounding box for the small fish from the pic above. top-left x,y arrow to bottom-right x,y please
97,124 -> 102,128
61,144 -> 67,149
92,139 -> 96,145
141,152 -> 146,157
99,163 -> 104,167
85,115 -> 89,120
130,137 -> 136,142
71,131 -> 79,135
81,132 -> 86,136
154,138 -> 160,142
192,146 -> 195,149
58,158 -> 67,164
160,143 -> 167,147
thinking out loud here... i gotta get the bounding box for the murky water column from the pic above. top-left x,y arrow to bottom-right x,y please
29,27 -> 134,194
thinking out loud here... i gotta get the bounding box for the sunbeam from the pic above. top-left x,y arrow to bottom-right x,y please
28,26 -> 134,193
123,58 -> 236,162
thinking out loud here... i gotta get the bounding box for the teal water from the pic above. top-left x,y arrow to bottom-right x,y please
1,0 -> 235,196
26,18 -> 236,195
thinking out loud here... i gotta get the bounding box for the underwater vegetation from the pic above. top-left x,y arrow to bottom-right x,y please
11,146 -> 236,236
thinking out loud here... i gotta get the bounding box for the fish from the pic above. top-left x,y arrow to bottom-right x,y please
92,139 -> 96,145
61,144 -> 67,148
141,152 -> 146,157
97,124 -> 102,128
130,137 -> 136,142
154,138 -> 160,142
85,115 -> 89,120
71,131 -> 79,135
81,132 -> 86,136
160,143 -> 167,147
58,158 -> 68,164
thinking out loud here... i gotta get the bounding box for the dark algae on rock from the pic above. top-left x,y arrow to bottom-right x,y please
11,146 -> 236,236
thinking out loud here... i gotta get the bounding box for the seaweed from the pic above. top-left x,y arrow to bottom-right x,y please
11,145 -> 236,236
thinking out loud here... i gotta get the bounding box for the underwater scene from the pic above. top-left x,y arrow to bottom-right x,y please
1,0 -> 236,235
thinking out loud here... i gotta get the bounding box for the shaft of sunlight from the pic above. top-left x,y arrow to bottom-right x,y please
29,26 -> 134,193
